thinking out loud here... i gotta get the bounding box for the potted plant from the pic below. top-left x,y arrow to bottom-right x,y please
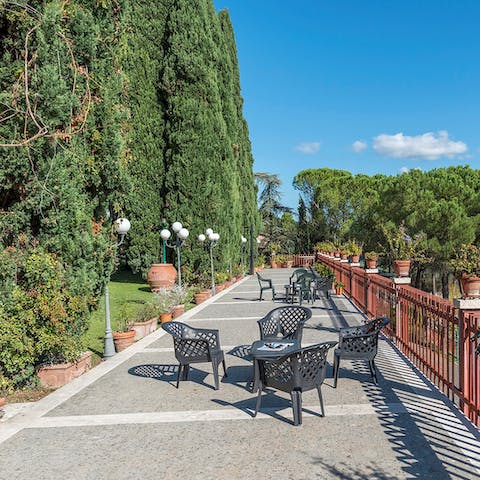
254,255 -> 265,272
364,251 -> 379,269
451,244 -> 480,298
268,242 -> 281,268
382,222 -> 425,277
314,263 -> 334,278
146,227 -> 178,291
334,280 -> 345,295
169,285 -> 190,318
193,273 -> 212,304
153,288 -> 176,323
113,303 -> 136,352
0,375 -> 11,413
347,240 -> 362,263
130,302 -> 158,340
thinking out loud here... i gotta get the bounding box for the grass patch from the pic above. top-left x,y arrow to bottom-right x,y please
83,270 -> 153,358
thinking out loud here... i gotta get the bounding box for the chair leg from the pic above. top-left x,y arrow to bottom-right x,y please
222,359 -> 228,377
253,382 -> 263,417
333,355 -> 340,388
291,390 -> 302,426
369,360 -> 378,385
317,385 -> 325,417
259,289 -> 263,301
183,364 -> 189,380
212,361 -> 220,390
176,364 -> 183,388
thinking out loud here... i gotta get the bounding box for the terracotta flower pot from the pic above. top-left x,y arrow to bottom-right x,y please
335,287 -> 344,295
160,312 -> 173,323
36,351 -> 93,388
0,397 -> 5,409
270,260 -> 277,268
216,283 -> 225,292
461,276 -> 480,298
147,263 -> 177,291
131,317 -> 158,340
340,253 -> 348,260
113,330 -> 136,352
194,291 -> 211,305
171,305 -> 184,319
350,255 -> 360,263
393,260 -> 411,277
366,258 -> 378,269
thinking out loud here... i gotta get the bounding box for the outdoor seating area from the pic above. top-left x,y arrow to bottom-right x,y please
1,269 -> 479,479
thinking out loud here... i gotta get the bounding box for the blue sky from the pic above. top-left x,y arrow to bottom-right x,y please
213,0 -> 480,209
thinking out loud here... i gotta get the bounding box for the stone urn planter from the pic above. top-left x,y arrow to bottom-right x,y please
131,317 -> 158,341
461,275 -> 480,298
147,263 -> 177,291
393,260 -> 411,277
113,330 -> 136,352
36,351 -> 93,389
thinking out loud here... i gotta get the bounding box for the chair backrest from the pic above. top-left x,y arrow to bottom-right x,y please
257,272 -> 271,287
258,306 -> 312,341
297,272 -> 315,291
364,316 -> 390,334
338,331 -> 379,360
289,268 -> 307,284
162,321 -> 187,338
260,341 -> 337,392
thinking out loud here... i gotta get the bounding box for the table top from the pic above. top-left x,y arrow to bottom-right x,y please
250,339 -> 300,359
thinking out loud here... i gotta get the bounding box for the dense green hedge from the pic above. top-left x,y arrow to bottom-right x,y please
0,0 -> 258,388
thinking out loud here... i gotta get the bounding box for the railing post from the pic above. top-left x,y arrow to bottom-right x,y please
393,277 -> 410,348
454,298 -> 480,422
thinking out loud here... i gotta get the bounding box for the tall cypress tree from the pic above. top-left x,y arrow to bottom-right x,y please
121,0 -> 172,274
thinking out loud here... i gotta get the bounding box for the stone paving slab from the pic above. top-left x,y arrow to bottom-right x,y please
1,269 -> 479,480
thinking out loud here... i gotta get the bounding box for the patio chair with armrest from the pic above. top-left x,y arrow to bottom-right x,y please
333,316 -> 390,387
162,321 -> 227,390
257,272 -> 276,301
308,266 -> 334,299
257,305 -> 312,343
253,341 -> 337,425
289,268 -> 308,285
291,272 -> 315,305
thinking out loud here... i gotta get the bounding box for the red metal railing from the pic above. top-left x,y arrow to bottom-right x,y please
317,254 -> 480,427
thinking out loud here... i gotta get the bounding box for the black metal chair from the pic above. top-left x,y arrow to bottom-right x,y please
333,316 -> 390,387
289,268 -> 307,285
253,341 -> 337,425
257,306 -> 312,343
312,275 -> 334,300
257,272 -> 276,301
162,321 -> 227,390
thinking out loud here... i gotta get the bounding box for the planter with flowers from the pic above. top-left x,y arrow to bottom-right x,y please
451,244 -> 480,298
153,288 -> 176,323
169,285 -> 191,318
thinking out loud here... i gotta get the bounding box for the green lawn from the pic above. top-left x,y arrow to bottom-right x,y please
83,270 -> 153,357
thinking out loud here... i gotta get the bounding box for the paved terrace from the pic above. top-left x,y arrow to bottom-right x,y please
1,269 -> 480,479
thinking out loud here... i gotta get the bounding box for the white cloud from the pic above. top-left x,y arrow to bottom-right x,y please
373,131 -> 467,160
352,140 -> 367,153
294,142 -> 321,154
400,166 -> 410,174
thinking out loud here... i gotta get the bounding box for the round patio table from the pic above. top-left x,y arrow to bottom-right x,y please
250,338 -> 300,393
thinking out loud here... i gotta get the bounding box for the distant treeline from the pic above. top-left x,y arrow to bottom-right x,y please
294,166 -> 480,296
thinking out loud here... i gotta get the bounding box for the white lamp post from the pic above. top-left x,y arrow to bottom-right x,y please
199,229 -> 220,295
104,218 -> 131,358
241,235 -> 247,275
161,222 -> 189,287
